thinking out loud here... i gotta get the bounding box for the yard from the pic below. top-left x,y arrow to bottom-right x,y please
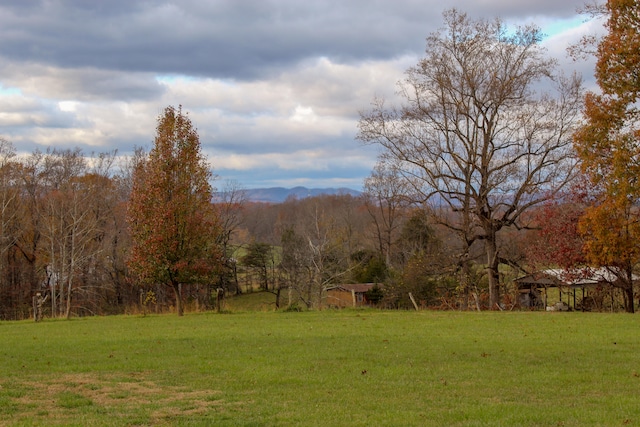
1,308 -> 639,426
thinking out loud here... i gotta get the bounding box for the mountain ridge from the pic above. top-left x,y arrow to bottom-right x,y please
240,186 -> 362,203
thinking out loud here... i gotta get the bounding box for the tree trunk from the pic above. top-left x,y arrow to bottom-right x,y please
233,262 -> 240,295
275,287 -> 281,310
624,284 -> 634,313
49,271 -> 56,319
65,278 -> 72,319
263,265 -> 269,291
485,237 -> 500,310
620,266 -> 635,314
460,260 -> 471,311
65,261 -> 74,319
173,282 -> 184,316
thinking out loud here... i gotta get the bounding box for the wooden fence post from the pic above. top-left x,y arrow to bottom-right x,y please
408,293 -> 419,311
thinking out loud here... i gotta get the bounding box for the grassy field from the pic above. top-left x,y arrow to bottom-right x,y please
1,306 -> 640,426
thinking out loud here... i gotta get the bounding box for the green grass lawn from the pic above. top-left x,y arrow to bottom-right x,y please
1,309 -> 639,426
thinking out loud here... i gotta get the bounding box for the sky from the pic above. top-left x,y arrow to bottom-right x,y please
0,0 -> 603,190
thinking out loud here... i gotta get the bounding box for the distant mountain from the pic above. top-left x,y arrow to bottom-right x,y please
241,186 -> 362,203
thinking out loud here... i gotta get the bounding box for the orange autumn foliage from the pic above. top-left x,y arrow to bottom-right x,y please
573,0 -> 640,312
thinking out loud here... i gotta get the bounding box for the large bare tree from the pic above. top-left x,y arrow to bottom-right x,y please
358,9 -> 583,308
362,160 -> 411,269
213,179 -> 246,296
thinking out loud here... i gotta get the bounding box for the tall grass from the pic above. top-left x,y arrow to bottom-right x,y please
1,310 -> 639,426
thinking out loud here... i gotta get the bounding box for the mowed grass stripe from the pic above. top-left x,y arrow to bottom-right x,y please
1,310 -> 639,426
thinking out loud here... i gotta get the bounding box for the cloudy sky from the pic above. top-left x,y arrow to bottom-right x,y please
0,0 -> 601,190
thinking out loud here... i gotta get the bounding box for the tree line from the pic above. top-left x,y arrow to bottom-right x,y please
2,2 -> 639,318
0,143 -> 133,319
0,132 -> 523,319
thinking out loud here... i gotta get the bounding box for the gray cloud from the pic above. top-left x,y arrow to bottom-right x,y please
0,63 -> 164,101
0,0 -> 585,80
0,0 -> 593,189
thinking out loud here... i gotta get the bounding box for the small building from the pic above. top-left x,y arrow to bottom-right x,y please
325,283 -> 382,308
515,267 -> 637,311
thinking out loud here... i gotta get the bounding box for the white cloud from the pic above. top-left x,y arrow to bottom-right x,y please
290,105 -> 317,124
58,101 -> 79,112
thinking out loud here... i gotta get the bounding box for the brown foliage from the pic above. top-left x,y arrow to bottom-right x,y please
127,106 -> 223,315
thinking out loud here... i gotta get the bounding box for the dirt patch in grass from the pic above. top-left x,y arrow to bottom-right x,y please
9,372 -> 225,424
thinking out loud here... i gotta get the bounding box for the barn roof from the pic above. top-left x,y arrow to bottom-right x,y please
515,267 -> 638,288
326,283 -> 382,293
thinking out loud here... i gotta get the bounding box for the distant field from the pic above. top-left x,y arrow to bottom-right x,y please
1,309 -> 639,426
224,289 -> 280,312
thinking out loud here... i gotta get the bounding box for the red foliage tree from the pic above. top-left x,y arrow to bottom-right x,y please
127,106 -> 223,315
528,201 -> 586,270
